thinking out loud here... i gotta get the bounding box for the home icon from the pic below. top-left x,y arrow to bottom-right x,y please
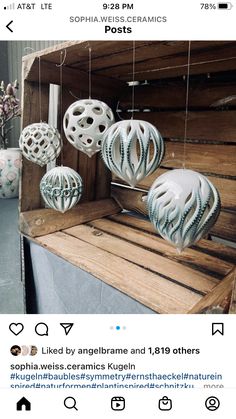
16,397 -> 31,411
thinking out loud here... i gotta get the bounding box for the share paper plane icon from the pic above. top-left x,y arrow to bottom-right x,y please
60,323 -> 74,335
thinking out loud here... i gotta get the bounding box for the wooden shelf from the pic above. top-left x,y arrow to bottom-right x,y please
32,213 -> 236,314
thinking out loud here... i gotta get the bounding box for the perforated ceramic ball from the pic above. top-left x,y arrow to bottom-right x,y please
40,166 -> 83,213
63,99 -> 114,157
19,122 -> 62,167
147,169 -> 221,252
101,119 -> 164,188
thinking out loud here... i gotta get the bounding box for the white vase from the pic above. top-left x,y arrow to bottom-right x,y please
0,148 -> 21,199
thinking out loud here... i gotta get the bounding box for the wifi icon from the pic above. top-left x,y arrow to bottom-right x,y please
4,3 -> 15,10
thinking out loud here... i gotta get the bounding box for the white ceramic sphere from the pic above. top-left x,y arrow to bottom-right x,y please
63,99 -> 114,158
19,122 -> 62,167
147,169 -> 221,252
101,119 -> 164,188
40,166 -> 83,213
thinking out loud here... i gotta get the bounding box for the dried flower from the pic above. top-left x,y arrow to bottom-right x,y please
0,81 -> 21,149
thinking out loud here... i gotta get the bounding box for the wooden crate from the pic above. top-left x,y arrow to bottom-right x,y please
20,41 -> 236,314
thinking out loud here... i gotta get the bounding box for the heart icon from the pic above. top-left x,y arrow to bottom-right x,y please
9,323 -> 24,336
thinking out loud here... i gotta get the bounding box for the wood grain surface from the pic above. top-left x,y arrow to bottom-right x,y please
188,269 -> 235,313
35,231 -> 201,314
20,198 -> 121,237
229,270 -> 236,313
20,81 -> 49,212
108,213 -> 236,263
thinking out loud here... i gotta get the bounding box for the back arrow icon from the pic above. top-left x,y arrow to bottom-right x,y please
6,20 -> 13,33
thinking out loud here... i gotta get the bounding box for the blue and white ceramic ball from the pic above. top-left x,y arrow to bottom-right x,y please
147,169 -> 221,252
40,166 -> 83,213
101,120 -> 164,188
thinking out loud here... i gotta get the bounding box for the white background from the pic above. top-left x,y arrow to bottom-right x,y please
0,0 -> 235,40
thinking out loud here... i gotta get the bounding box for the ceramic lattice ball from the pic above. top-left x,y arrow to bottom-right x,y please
40,166 -> 83,213
63,99 -> 115,158
147,169 -> 221,252
101,120 -> 164,188
19,123 -> 62,167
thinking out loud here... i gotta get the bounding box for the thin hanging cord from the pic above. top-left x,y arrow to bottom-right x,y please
38,56 -> 42,122
56,50 -> 67,166
60,53 -> 64,166
131,40 -> 135,120
89,47 -> 92,99
183,41 -> 191,169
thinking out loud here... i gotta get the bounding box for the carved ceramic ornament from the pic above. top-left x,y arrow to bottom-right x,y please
101,119 -> 164,188
147,169 -> 221,252
19,122 -> 62,166
40,166 -> 83,213
63,99 -> 114,157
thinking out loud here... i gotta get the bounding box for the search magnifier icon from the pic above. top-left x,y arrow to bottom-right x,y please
64,397 -> 78,411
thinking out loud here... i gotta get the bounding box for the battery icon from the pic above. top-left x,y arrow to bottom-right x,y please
218,2 -> 233,8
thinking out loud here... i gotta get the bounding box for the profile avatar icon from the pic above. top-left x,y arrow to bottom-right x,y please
30,345 -> 38,356
10,345 -> 21,356
21,345 -> 30,356
205,396 -> 220,411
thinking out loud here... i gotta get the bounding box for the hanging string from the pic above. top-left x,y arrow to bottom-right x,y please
131,40 -> 136,120
88,47 -> 92,99
183,41 -> 191,169
68,90 -> 81,100
38,56 -> 42,122
56,49 -> 67,166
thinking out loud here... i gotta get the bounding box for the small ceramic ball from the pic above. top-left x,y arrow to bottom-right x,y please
63,99 -> 114,157
19,122 -> 62,167
40,166 -> 83,213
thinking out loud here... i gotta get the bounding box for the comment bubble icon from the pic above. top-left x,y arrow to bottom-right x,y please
35,322 -> 49,336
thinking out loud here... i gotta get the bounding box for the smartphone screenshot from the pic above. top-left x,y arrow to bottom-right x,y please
0,1 -> 235,417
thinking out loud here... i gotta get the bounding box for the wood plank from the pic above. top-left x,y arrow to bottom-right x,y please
23,41 -> 232,68
20,81 -> 49,212
162,141 -> 236,177
122,111 -> 236,143
111,186 -> 236,242
23,41 -> 149,65
210,211 -> 236,242
97,42 -> 236,80
111,185 -> 147,215
87,218 -> 233,278
23,57 -> 126,98
20,198 -> 121,237
76,42 -> 234,72
78,153 -> 97,202
188,269 -> 235,313
119,81 -> 236,110
23,41 -> 235,80
229,270 -> 236,313
64,223 -> 218,293
113,169 -> 236,211
95,154 -> 112,200
35,231 -> 201,313
109,213 -> 236,263
110,139 -> 236,177
58,88 -> 79,171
